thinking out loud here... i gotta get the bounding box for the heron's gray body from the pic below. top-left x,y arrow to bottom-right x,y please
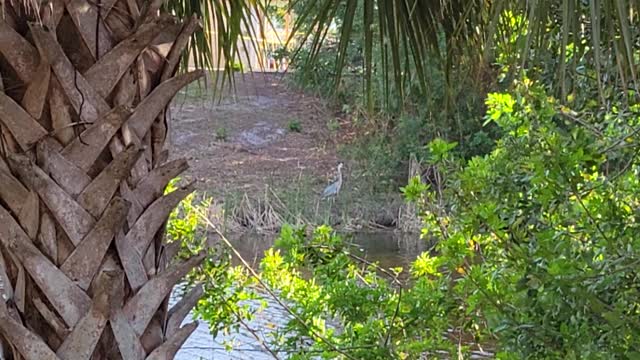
322,163 -> 343,199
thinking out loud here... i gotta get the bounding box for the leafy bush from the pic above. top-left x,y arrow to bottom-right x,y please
290,46 -> 357,104
271,46 -> 291,62
215,127 -> 228,141
403,81 -> 640,357
165,180 -> 260,339
231,61 -> 244,73
255,82 -> 640,358
288,120 -> 302,133
260,225 -> 424,359
291,37 -> 497,194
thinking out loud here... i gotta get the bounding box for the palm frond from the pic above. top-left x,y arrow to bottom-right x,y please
164,0 -> 266,90
291,0 -> 640,108
291,0 -> 486,109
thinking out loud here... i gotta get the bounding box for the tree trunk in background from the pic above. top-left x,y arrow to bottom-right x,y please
0,1 -> 204,359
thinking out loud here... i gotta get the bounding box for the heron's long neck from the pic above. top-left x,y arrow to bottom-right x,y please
337,168 -> 342,182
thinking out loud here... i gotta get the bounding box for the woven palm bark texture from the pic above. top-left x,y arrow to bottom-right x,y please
0,2 -> 205,359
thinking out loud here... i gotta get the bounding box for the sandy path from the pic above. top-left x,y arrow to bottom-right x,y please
169,73 -> 340,199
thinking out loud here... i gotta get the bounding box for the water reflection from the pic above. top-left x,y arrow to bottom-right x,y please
174,231 -> 428,360
225,230 -> 430,268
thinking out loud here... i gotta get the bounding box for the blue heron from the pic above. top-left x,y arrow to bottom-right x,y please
322,163 -> 344,199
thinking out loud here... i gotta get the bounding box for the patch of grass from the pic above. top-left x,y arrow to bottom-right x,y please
175,81 -> 211,101
287,120 -> 302,133
215,127 -> 228,141
221,171 -> 402,233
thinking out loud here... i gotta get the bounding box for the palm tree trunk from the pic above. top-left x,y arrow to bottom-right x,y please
0,1 -> 204,358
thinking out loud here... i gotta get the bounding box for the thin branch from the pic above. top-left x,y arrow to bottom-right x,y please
384,287 -> 402,348
558,110 -> 604,138
309,244 -> 403,286
223,301 -> 281,360
600,124 -> 640,154
559,167 -> 611,244
565,258 -> 640,282
607,145 -> 640,183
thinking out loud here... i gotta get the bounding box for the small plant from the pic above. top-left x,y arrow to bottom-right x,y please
231,61 -> 243,72
215,127 -> 228,141
287,120 -> 302,133
177,82 -> 209,100
327,118 -> 340,132
271,46 -> 290,62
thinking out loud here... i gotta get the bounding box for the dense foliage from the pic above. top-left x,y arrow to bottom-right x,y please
165,180 -> 264,342
286,1 -> 496,188
255,80 -> 640,358
287,0 -> 640,188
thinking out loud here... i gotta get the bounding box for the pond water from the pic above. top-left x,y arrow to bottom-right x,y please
173,231 -> 430,360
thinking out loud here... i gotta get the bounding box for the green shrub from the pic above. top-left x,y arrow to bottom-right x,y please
254,82 -> 640,358
408,80 -> 640,357
165,179 -> 261,340
287,120 -> 302,133
215,127 -> 228,141
327,118 -> 340,132
231,61 -> 244,73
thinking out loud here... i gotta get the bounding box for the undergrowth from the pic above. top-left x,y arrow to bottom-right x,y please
290,44 -> 499,197
220,173 -> 403,233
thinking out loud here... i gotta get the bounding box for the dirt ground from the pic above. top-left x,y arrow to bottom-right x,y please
169,72 -> 341,199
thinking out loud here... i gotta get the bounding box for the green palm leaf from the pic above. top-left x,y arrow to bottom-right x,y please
287,0 -> 639,107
